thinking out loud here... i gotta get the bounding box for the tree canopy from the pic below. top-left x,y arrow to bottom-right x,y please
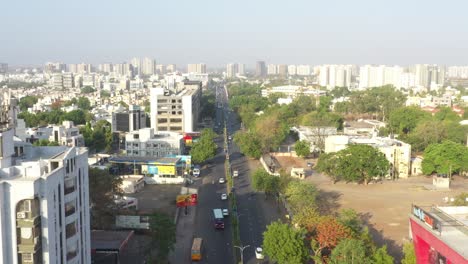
262,221 -> 308,264
148,212 -> 176,261
190,128 -> 217,164
284,180 -> 318,213
317,145 -> 390,184
294,140 -> 311,158
19,95 -> 39,111
422,140 -> 468,175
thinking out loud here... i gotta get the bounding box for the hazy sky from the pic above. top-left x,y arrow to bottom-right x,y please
2,0 -> 468,67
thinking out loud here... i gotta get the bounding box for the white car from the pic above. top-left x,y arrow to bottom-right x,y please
219,178 -> 225,184
221,193 -> 228,200
255,247 -> 264,259
233,170 -> 239,177
222,208 -> 229,216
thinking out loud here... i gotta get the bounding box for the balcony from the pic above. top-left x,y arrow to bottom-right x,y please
16,214 -> 40,228
66,223 -> 77,239
65,207 -> 76,217
66,250 -> 78,261
17,236 -> 41,252
65,186 -> 75,195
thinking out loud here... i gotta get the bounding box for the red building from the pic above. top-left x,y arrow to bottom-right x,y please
409,205 -> 468,264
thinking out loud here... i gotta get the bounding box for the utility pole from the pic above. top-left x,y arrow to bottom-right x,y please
234,245 -> 250,264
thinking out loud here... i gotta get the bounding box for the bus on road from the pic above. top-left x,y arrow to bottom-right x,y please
213,209 -> 225,229
191,237 -> 203,261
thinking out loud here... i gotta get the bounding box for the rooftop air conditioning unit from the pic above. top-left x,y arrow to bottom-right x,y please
17,212 -> 26,219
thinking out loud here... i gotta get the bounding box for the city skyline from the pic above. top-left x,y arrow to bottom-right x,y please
2,0 -> 468,66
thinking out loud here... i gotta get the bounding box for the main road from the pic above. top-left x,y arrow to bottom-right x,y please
191,83 -> 233,264
221,84 -> 286,264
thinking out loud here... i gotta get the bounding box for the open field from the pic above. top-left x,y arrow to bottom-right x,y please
274,155 -> 468,260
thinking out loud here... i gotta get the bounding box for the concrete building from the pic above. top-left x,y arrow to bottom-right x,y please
288,65 -> 297,76
277,64 -> 288,77
142,58 -> 155,76
226,63 -> 238,78
0,63 -> 8,74
62,73 -> 74,89
125,128 -> 183,157
267,64 -> 277,75
0,90 -> 91,264
238,64 -> 245,76
325,135 -> 412,178
296,65 -> 311,76
156,64 -> 166,75
409,205 -> 468,263
166,64 -> 176,73
291,126 -> 338,152
24,121 -> 85,147
256,61 -> 267,77
52,74 -> 63,89
150,80 -> 202,133
187,64 -> 206,74
111,105 -> 146,133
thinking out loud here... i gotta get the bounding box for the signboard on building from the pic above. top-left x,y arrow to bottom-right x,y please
412,205 -> 440,230
115,215 -> 150,230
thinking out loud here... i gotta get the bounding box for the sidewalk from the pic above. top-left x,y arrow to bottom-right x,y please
168,180 -> 200,264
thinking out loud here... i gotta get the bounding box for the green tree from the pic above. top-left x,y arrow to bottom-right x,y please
262,221 -> 308,264
255,112 -> 289,152
371,245 -> 394,264
316,152 -> 341,183
190,128 -> 217,163
62,109 -> 86,125
251,169 -> 280,196
80,86 -> 95,94
401,242 -> 416,264
335,145 -> 390,184
148,212 -> 176,261
329,238 -> 369,264
19,95 -> 39,111
88,168 -> 122,229
422,140 -> 468,175
234,131 -> 262,159
388,106 -> 431,135
294,140 -> 310,158
77,97 -> 91,110
100,90 -> 111,98
337,209 -> 362,237
285,180 -> 318,213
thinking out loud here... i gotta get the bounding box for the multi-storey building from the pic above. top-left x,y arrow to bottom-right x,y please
0,90 -> 91,264
23,121 -> 85,147
0,63 -> 8,74
125,128 -> 183,157
111,105 -> 146,133
288,65 -> 297,76
156,64 -> 166,75
256,61 -> 267,77
325,135 -> 412,178
187,64 -> 206,74
166,64 -> 176,73
52,74 -> 63,89
238,64 -> 245,76
226,63 -> 238,78
277,64 -> 288,77
150,80 -> 202,133
142,58 -> 155,76
296,65 -> 311,76
267,64 -> 277,75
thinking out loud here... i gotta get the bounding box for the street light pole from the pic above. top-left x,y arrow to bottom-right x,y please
234,245 -> 250,264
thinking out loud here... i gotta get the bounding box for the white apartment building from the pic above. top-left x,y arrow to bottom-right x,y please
447,66 -> 468,79
141,58 -> 155,76
187,64 -> 206,74
296,65 -> 311,76
125,128 -> 183,157
23,121 -> 85,147
288,65 -> 297,76
325,135 -> 412,178
0,91 -> 91,264
111,105 -> 146,133
226,64 -> 238,78
319,65 -> 353,89
238,64 -> 245,76
150,80 -> 202,133
267,64 -> 277,75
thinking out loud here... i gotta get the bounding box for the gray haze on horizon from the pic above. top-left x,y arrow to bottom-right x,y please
1,0 -> 468,67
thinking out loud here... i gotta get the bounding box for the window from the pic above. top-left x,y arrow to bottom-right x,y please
18,200 -> 31,212
66,222 -> 77,238
133,134 -> 139,139
20,228 -> 32,239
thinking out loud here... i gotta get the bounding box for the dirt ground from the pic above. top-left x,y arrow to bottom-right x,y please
274,156 -> 468,261
128,184 -> 181,217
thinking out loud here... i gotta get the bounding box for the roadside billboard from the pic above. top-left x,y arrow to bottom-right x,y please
115,215 -> 150,230
176,194 -> 198,207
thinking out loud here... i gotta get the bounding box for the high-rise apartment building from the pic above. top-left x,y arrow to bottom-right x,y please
62,73 -> 74,89
320,65 -> 353,88
150,80 -> 202,133
187,64 -> 206,74
267,64 -> 277,75
130,58 -> 142,76
142,58 -> 156,76
296,65 -> 311,76
256,61 -> 267,77
288,65 -> 297,76
98,63 -> 113,74
0,63 -> 8,74
238,64 -> 245,76
277,64 -> 288,77
226,63 -> 239,78
44,62 -> 66,73
156,64 -> 166,75
0,91 -> 91,264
